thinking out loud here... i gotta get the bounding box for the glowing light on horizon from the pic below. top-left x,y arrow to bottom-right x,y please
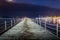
6,0 -> 14,2
52,16 -> 57,24
58,19 -> 60,24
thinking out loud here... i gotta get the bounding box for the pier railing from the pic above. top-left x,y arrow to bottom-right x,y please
0,18 -> 21,35
31,17 -> 60,38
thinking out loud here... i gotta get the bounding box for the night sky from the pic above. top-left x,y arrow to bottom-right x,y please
12,0 -> 60,9
0,0 -> 60,17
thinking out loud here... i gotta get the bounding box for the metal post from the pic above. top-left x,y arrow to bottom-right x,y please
36,18 -> 38,24
39,15 -> 41,25
13,18 -> 15,24
37,18 -> 38,24
5,20 -> 7,30
35,19 -> 36,23
45,20 -> 46,31
39,18 -> 41,26
56,19 -> 58,37
40,20 -> 41,25
11,20 -> 13,26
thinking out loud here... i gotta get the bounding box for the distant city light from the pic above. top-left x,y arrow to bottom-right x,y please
58,19 -> 60,24
53,16 -> 57,24
57,17 -> 60,24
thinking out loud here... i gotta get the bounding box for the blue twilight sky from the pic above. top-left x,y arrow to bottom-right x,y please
12,0 -> 60,9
